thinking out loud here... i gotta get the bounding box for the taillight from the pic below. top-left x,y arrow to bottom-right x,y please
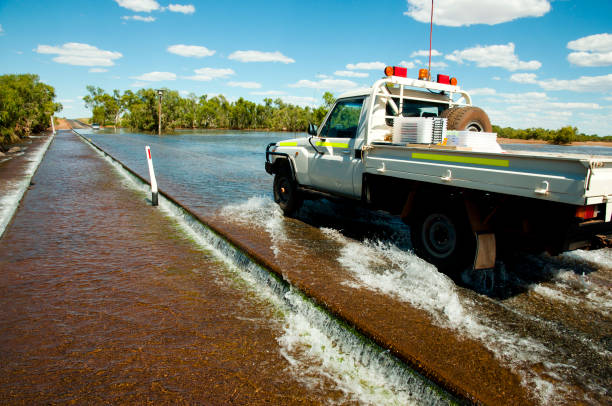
576,205 -> 600,220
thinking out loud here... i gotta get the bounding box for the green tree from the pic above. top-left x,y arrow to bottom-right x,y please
79,86 -> 338,134
0,74 -> 61,148
323,92 -> 336,109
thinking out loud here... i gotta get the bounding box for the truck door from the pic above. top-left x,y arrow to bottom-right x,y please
309,98 -> 364,197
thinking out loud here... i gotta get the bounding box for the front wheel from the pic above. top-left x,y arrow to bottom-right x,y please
411,204 -> 476,273
273,171 -> 303,216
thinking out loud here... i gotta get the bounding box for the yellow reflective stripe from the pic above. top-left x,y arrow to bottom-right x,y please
315,141 -> 349,148
278,141 -> 298,147
412,152 -> 509,167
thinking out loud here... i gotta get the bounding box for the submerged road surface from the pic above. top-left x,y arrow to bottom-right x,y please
0,131 -> 360,404
78,128 -> 611,405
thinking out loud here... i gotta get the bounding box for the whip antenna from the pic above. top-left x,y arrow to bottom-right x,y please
428,0 -> 434,80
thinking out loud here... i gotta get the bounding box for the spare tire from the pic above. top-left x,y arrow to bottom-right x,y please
442,106 -> 492,132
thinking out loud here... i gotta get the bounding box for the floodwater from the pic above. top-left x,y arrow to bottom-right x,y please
77,128 -> 611,405
0,131 -> 436,405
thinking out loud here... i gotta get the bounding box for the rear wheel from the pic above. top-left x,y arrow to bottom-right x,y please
273,171 -> 302,216
411,203 -> 476,273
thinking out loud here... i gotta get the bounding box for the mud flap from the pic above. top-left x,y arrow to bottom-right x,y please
474,233 -> 496,270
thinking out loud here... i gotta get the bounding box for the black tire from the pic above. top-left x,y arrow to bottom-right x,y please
273,171 -> 303,216
442,106 -> 492,132
410,203 -> 476,273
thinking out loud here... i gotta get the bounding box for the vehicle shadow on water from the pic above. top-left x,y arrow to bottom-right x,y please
293,198 -> 601,301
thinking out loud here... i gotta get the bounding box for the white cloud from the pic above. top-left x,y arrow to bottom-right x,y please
167,44 -> 214,57
334,70 -> 369,78
476,88 -> 612,135
132,71 -> 176,81
446,43 -> 541,71
184,67 -> 235,81
0,24 -> 4,35
429,61 -> 449,68
549,102 -> 601,110
510,73 -> 538,84
89,68 -> 108,73
115,0 -> 159,13
567,33 -> 612,53
250,90 -> 286,96
567,33 -> 612,67
281,96 -> 318,107
58,99 -> 74,103
404,0 -> 551,27
411,49 -> 442,58
121,15 -> 156,22
288,78 -> 359,91
397,60 -> 448,71
467,88 -> 497,96
316,74 -> 331,79
567,51 -> 612,67
227,81 -> 262,89
538,74 -> 612,93
496,91 -> 549,104
229,50 -> 294,63
346,61 -> 386,70
131,82 -> 147,88
400,61 -> 417,69
35,43 -> 122,67
168,4 -> 195,14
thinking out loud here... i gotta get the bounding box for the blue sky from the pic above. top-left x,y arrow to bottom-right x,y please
1,0 -> 611,135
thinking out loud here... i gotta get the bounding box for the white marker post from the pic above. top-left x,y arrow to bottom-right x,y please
145,146 -> 158,206
51,115 -> 56,135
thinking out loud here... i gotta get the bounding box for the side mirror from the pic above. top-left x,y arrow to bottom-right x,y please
307,122 -> 318,136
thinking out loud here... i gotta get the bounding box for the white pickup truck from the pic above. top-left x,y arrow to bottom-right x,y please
265,67 -> 612,271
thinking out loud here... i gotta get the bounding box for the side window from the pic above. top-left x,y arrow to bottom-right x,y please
321,99 -> 364,138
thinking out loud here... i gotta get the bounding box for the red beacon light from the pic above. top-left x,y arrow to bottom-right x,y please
436,74 -> 459,86
384,66 -> 408,78
437,74 -> 450,85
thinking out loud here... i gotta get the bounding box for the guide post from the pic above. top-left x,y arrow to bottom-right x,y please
145,146 -> 158,206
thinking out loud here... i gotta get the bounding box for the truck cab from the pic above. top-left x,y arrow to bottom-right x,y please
266,67 -> 480,205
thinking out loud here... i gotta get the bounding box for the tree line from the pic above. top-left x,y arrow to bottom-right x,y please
492,125 -> 612,144
0,74 -> 62,149
83,85 -> 610,144
83,86 -> 335,132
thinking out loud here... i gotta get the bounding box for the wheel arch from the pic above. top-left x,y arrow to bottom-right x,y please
270,156 -> 297,181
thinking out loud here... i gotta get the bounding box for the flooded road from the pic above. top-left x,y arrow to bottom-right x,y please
1,131 -> 434,404
78,128 -> 611,405
0,132 -> 53,238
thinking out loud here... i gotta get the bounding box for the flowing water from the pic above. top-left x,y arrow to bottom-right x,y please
1,131 -> 453,405
77,128 -> 611,405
